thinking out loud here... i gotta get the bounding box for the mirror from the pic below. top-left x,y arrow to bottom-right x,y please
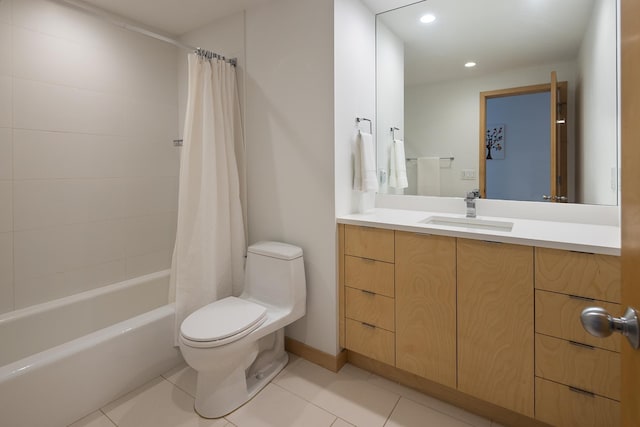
376,0 -> 619,205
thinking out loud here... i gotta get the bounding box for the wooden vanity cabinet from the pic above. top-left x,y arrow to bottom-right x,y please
343,225 -> 395,365
395,231 -> 457,388
338,224 -> 622,425
457,239 -> 535,417
533,248 -> 621,426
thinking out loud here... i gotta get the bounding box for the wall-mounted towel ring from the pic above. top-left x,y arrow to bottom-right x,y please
356,117 -> 372,134
391,127 -> 400,140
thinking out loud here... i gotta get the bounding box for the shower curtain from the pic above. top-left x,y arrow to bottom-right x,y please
169,53 -> 246,343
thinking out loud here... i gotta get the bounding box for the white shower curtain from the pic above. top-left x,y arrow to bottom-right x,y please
169,53 -> 246,343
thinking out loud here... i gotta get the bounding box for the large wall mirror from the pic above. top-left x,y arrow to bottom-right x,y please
376,0 -> 619,205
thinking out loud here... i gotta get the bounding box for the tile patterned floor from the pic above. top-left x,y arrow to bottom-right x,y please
68,354 -> 506,427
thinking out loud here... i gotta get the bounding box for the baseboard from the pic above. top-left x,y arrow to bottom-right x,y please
284,337 -> 347,373
347,351 -> 550,427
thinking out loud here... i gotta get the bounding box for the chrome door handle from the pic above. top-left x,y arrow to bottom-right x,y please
556,195 -> 568,202
542,195 -> 553,200
581,306 -> 640,349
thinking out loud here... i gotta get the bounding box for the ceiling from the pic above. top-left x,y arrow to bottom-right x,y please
77,0 -> 271,35
73,0 -> 413,36
377,0 -> 599,86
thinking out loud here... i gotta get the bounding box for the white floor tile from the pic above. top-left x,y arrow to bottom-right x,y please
331,418 -> 355,427
386,398 -> 474,427
102,377 -> 226,427
368,375 -> 491,427
68,411 -> 116,427
275,359 -> 399,427
163,362 -> 198,398
226,383 -> 336,427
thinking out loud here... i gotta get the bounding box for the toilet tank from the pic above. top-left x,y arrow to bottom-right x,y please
242,242 -> 306,316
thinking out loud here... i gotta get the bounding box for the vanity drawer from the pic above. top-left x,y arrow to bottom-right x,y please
344,225 -> 395,263
535,377 -> 620,427
535,247 -> 621,303
345,287 -> 395,331
535,334 -> 620,401
345,318 -> 395,365
535,290 -> 621,352
345,255 -> 394,297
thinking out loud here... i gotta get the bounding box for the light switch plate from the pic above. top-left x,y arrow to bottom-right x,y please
461,169 -> 476,180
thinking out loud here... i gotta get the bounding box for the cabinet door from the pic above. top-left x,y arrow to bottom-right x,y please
395,232 -> 457,388
457,239 -> 534,417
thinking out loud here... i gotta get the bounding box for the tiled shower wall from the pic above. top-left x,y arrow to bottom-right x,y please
0,0 -> 180,314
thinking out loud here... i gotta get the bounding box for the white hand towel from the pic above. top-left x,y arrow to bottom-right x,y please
389,142 -> 397,188
354,131 -> 378,192
390,139 -> 408,189
417,156 -> 441,196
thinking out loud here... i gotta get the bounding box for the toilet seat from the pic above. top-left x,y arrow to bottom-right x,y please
180,297 -> 267,348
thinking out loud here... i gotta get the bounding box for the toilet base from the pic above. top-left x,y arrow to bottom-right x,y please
193,345 -> 289,418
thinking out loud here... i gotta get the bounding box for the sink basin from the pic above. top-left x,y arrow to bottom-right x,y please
419,216 -> 514,232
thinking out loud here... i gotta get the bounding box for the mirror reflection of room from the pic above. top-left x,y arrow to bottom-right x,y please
376,0 -> 618,205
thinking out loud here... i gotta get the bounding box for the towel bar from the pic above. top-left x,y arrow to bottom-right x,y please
406,156 -> 455,161
356,117 -> 372,134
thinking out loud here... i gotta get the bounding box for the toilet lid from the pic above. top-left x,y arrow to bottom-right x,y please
180,297 -> 267,343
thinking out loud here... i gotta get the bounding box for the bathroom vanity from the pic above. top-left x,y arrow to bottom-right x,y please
337,208 -> 620,427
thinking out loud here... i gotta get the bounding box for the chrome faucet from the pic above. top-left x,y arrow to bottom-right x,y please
465,189 -> 480,218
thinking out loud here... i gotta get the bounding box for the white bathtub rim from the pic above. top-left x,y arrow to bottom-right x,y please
0,303 -> 176,383
0,269 -> 171,326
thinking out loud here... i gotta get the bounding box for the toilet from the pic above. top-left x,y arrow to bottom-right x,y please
178,241 -> 306,419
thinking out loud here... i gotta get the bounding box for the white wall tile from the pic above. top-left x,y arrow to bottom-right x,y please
12,0 -> 121,49
14,259 -> 126,308
125,249 -> 172,280
0,75 -> 11,128
0,0 -> 10,24
0,128 -> 11,179
13,78 -> 126,135
121,99 -> 179,140
0,22 -> 11,76
12,25 -> 117,93
6,0 -> 179,311
124,213 -> 176,258
13,130 -> 127,179
0,232 -> 13,314
0,181 -> 11,233
12,26 -> 178,105
125,139 -> 180,178
13,219 -> 126,281
123,177 -> 178,218
13,179 -> 125,231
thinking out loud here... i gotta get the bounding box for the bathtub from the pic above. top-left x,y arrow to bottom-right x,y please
0,270 -> 183,427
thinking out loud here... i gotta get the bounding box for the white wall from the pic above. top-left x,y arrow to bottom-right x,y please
245,0 -> 337,355
404,61 -> 576,199
576,0 -> 618,205
376,21 -> 404,195
0,0 -> 180,314
335,0 -> 376,217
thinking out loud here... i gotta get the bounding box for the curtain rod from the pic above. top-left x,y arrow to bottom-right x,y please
54,0 -> 236,66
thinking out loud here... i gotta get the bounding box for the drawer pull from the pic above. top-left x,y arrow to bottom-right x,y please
361,289 -> 376,296
568,340 -> 595,350
361,322 -> 376,329
361,258 -> 376,263
568,386 -> 596,398
569,294 -> 596,302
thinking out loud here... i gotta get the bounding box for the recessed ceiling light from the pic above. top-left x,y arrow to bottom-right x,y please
420,14 -> 436,24
464,62 -> 477,68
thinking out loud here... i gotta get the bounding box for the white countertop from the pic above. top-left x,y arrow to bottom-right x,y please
337,208 -> 621,256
